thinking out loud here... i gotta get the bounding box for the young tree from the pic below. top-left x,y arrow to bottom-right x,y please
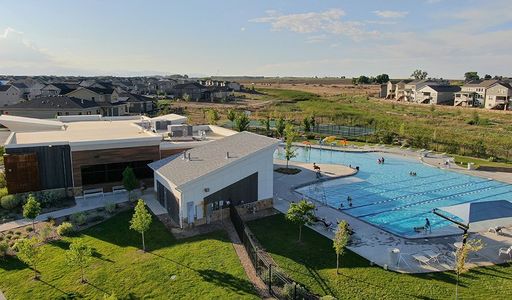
227,109 -> 236,128
375,74 -> 390,84
206,109 -> 220,125
284,124 -> 297,169
357,75 -> 370,84
23,194 -> 41,232
234,112 -> 250,132
66,240 -> 92,283
302,117 -> 311,133
309,115 -> 316,130
182,93 -> 191,102
275,116 -> 286,138
130,199 -> 153,252
122,166 -> 139,201
411,69 -> 428,80
259,115 -> 271,136
455,239 -> 484,299
14,237 -> 41,279
464,71 -> 480,82
484,74 -> 492,80
285,200 -> 315,242
333,221 -> 350,274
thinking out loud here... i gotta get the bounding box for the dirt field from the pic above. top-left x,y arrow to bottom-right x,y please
248,83 -> 380,97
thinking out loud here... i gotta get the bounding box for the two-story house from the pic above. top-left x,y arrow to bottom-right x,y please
66,87 -> 128,116
0,85 -> 22,107
454,80 -> 498,107
402,79 -> 448,102
416,85 -> 461,105
485,82 -> 512,110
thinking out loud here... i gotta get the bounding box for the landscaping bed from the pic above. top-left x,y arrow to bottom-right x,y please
274,167 -> 302,175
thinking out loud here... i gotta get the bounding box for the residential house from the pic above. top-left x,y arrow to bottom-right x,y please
118,93 -> 155,114
12,83 -> 31,100
1,96 -> 101,119
402,79 -> 448,102
66,87 -> 127,116
484,82 -> 512,110
204,86 -> 234,102
393,80 -> 414,101
454,80 -> 498,107
416,85 -> 461,105
383,80 -> 401,99
0,85 -> 22,107
172,82 -> 206,101
41,84 -> 63,97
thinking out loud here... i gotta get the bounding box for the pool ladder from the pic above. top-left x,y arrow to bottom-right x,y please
311,183 -> 328,206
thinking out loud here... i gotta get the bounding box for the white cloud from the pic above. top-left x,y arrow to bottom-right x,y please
373,10 -> 408,18
250,9 -> 378,40
240,27 -> 246,31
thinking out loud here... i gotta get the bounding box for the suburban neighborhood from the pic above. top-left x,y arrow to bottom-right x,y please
1,1 -> 512,300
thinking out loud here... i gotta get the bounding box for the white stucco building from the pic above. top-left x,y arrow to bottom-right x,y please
149,131 -> 279,228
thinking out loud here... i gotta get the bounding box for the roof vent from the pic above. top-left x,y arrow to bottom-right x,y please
182,151 -> 187,160
226,152 -> 229,159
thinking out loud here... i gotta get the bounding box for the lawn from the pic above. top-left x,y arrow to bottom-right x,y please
248,214 -> 512,300
0,211 -> 257,299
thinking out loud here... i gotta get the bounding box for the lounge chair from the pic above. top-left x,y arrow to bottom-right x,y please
498,246 -> 512,259
489,226 -> 504,235
412,254 -> 435,266
423,250 -> 441,264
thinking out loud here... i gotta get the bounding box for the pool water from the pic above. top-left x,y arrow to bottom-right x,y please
275,147 -> 512,237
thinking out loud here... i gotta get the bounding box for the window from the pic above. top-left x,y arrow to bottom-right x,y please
87,111 -> 91,115
81,160 -> 154,185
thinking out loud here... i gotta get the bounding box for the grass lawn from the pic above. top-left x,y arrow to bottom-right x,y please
0,211 -> 257,300
452,155 -> 512,169
248,214 -> 512,300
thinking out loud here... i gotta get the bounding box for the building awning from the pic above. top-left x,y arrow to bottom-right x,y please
437,200 -> 512,232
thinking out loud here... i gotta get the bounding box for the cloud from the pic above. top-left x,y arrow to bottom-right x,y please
373,10 -> 408,18
0,27 -> 54,65
250,9 -> 378,40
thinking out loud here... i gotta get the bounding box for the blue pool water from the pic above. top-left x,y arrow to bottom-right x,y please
275,147 -> 512,237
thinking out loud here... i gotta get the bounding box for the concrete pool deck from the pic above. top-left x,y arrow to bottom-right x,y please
273,159 -> 512,274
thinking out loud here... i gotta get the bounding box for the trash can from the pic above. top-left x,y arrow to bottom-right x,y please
389,248 -> 400,266
467,162 -> 475,170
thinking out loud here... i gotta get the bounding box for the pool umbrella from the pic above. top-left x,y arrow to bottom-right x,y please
433,200 -> 512,245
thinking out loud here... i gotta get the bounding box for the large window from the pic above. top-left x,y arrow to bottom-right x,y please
81,160 -> 153,185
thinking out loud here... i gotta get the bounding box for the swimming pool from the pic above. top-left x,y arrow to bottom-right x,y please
275,147 -> 512,238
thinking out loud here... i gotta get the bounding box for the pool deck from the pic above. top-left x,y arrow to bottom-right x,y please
273,159 -> 512,274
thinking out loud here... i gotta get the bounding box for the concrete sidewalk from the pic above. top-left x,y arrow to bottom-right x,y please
0,190 -> 155,233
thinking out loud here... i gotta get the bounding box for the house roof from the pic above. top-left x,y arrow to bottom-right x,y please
118,93 -> 153,103
83,86 -> 115,94
490,82 -> 512,89
174,82 -> 205,90
0,85 -> 14,92
4,96 -> 99,110
12,83 -> 28,89
424,85 -> 461,93
51,83 -> 80,94
463,80 -> 499,88
149,131 -> 279,188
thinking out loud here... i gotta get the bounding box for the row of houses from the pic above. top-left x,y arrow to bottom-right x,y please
381,79 -> 512,110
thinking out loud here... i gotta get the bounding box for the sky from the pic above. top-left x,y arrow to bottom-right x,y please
0,0 -> 511,78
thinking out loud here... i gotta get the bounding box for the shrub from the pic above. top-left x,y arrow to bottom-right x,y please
320,296 -> 337,300
56,222 -> 75,236
105,203 -> 117,214
70,212 -> 87,226
283,282 -> 308,300
26,227 -> 34,233
1,195 -> 21,210
40,224 -> 54,241
88,214 -> 105,223
0,241 -> 8,258
0,187 -> 8,199
14,231 -> 21,236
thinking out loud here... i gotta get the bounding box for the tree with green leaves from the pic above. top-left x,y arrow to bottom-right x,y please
14,237 -> 41,279
130,199 -> 153,252
23,194 -> 41,232
464,71 -> 480,82
375,74 -> 390,84
309,115 -> 316,130
234,112 -> 250,132
455,238 -> 484,299
122,166 -> 139,201
285,200 -> 315,242
227,109 -> 236,128
302,117 -> 311,132
284,124 -> 297,169
206,109 -> 220,125
411,69 -> 428,80
66,240 -> 92,283
275,116 -> 286,138
333,221 -> 350,274
357,75 -> 370,84
259,115 -> 271,136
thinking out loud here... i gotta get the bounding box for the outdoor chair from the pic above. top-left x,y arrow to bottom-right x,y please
412,254 -> 435,267
489,226 -> 504,235
498,246 -> 512,259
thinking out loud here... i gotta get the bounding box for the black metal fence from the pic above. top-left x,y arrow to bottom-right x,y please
312,124 -> 375,137
229,205 -> 318,300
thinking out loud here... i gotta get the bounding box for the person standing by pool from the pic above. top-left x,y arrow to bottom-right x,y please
425,218 -> 431,233
381,157 -> 385,164
347,196 -> 353,207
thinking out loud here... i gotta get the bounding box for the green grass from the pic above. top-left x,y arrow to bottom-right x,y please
248,214 -> 512,300
452,155 -> 512,169
0,211 -> 257,300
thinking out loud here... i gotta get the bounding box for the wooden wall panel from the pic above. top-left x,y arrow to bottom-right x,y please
72,145 -> 160,188
4,153 -> 40,194
160,148 -> 190,159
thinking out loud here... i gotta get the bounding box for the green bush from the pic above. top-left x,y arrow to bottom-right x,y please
0,241 -> 8,258
70,212 -> 87,226
56,222 -> 75,236
25,227 -> 34,233
282,282 -> 308,300
1,195 -> 21,210
105,203 -> 117,214
88,214 -> 105,223
0,187 -> 8,199
0,172 -> 6,189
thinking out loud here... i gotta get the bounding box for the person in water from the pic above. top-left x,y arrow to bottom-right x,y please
425,218 -> 431,233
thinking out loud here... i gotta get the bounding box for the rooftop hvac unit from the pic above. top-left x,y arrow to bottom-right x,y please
168,124 -> 193,140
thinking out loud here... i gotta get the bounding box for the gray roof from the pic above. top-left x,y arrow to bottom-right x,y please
149,131 -> 279,188
426,85 -> 461,93
0,85 -> 14,92
464,80 -> 498,88
4,96 -> 99,109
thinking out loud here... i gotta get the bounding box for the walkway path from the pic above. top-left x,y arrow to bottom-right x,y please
223,220 -> 272,299
0,190 -> 154,233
